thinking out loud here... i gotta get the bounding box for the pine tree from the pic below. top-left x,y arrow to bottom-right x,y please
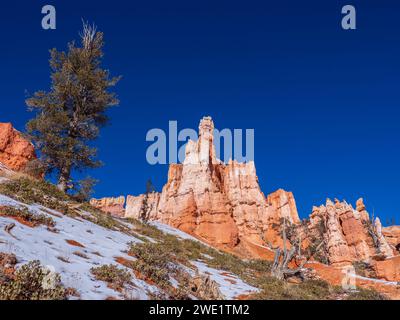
26,22 -> 120,192
139,179 -> 156,223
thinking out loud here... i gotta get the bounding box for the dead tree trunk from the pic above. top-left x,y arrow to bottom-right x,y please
270,218 -> 323,281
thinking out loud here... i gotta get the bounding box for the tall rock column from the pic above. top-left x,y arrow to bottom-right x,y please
324,199 -> 353,266
157,117 -> 239,248
375,218 -> 394,258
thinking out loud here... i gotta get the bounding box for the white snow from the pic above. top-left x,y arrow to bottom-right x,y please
150,221 -> 211,247
351,273 -> 398,286
191,261 -> 259,299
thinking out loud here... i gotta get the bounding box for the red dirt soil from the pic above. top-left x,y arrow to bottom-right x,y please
65,239 -> 85,248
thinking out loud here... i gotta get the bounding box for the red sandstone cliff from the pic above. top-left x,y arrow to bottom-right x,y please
90,196 -> 126,217
0,123 -> 36,172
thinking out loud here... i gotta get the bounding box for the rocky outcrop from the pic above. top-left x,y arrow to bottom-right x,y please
307,198 -> 394,266
383,226 -> 400,251
308,200 -> 354,266
0,123 -> 36,172
374,218 -> 394,259
125,193 -> 160,219
189,273 -> 224,300
372,256 -> 400,282
356,198 -> 370,222
124,117 -> 300,252
90,196 -> 126,217
267,189 -> 300,225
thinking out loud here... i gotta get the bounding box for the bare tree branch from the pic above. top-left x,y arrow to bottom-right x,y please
80,19 -> 97,50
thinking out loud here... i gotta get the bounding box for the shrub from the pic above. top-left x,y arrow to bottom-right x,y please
91,264 -> 132,291
291,279 -> 332,300
252,278 -> 333,300
79,202 -> 129,232
0,177 -> 70,214
127,218 -> 166,240
352,261 -> 376,278
0,260 -> 66,300
346,288 -> 388,300
0,206 -> 55,227
129,242 -> 173,287
0,252 -> 17,268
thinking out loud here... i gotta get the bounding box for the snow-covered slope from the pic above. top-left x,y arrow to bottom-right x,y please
0,193 -> 257,300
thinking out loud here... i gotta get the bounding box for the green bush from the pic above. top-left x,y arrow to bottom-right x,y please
352,261 -> 376,278
0,206 -> 55,227
91,264 -> 131,291
0,260 -> 66,300
0,177 -> 70,214
129,242 -> 173,287
79,202 -> 130,232
127,218 -> 166,240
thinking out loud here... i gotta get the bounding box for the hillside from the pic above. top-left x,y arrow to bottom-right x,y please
0,173 -> 390,300
1,119 -> 399,300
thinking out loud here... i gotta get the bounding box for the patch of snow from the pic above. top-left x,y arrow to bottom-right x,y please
350,274 -> 398,286
191,261 -> 259,299
150,221 -> 211,247
201,253 -> 214,260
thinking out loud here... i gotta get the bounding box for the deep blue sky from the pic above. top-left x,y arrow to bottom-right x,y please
1,1 -> 399,223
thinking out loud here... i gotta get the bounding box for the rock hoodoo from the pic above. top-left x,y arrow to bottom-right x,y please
121,116 -> 300,254
307,198 -> 394,266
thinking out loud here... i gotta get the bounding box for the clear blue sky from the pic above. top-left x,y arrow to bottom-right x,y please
1,1 -> 399,224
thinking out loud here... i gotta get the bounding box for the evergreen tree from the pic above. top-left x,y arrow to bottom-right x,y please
26,22 -> 120,192
139,179 -> 156,223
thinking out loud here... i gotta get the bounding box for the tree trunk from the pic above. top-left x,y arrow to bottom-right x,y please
57,165 -> 71,193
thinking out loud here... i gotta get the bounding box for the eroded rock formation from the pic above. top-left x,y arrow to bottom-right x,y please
307,198 -> 394,266
125,193 -> 160,219
383,225 -> 400,251
124,117 -> 300,253
374,218 -> 394,259
90,196 -> 126,217
372,256 -> 400,282
0,122 -> 36,172
94,117 -> 398,271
